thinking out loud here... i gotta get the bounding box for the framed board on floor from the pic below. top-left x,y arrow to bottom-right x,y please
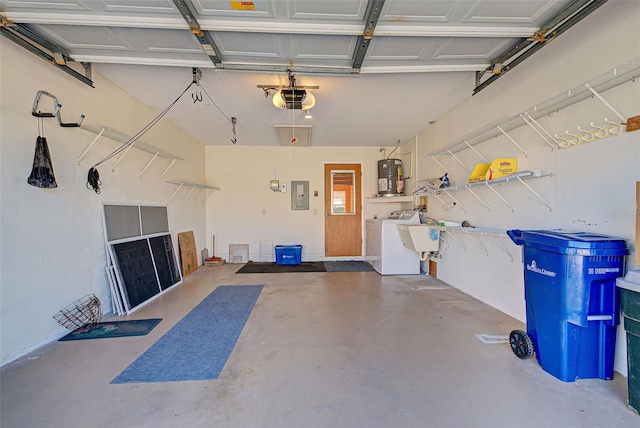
103,203 -> 182,314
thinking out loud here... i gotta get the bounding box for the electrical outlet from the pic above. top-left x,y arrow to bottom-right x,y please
262,208 -> 266,215
280,182 -> 287,193
313,208 -> 318,215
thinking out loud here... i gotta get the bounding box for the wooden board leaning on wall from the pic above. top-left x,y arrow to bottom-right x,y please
178,231 -> 198,276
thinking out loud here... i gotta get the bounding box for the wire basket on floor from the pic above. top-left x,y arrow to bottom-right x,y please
53,294 -> 102,330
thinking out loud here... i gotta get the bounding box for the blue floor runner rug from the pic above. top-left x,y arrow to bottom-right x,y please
111,285 -> 263,383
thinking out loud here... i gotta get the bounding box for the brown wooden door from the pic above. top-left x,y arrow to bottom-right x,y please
324,163 -> 362,257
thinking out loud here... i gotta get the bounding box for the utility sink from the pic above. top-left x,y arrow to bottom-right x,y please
396,224 -> 440,259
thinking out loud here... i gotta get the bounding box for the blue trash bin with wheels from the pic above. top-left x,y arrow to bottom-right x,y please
508,230 -> 628,382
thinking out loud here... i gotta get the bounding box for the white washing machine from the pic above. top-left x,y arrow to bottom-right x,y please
366,210 -> 421,275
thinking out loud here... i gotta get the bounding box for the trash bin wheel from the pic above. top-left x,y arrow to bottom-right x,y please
509,330 -> 534,360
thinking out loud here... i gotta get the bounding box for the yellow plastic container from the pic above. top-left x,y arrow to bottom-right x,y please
486,158 -> 517,180
468,163 -> 490,183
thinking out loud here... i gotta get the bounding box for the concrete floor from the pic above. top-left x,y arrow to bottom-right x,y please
1,264 -> 637,428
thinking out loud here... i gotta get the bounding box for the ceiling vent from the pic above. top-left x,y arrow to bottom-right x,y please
274,125 -> 312,146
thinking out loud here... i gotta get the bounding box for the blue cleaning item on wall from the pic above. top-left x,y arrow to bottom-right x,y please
430,228 -> 439,240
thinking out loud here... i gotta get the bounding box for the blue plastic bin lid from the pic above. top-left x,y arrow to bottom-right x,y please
507,229 -> 628,256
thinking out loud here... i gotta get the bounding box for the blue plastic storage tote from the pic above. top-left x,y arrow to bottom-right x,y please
275,245 -> 302,265
508,229 -> 628,382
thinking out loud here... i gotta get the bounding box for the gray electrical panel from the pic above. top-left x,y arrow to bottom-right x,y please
291,181 -> 309,210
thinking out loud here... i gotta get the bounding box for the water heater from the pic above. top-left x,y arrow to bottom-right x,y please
377,159 -> 403,196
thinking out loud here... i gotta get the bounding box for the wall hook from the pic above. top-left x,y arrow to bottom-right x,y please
564,130 -> 581,146
31,90 -> 84,127
577,126 -> 594,143
554,134 -> 570,149
32,90 -> 61,118
604,117 -> 621,135
590,122 -> 608,139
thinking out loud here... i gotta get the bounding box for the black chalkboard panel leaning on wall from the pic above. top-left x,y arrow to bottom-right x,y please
113,239 -> 160,309
103,204 -> 182,314
150,235 -> 181,291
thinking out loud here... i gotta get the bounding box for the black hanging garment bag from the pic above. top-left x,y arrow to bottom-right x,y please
28,135 -> 58,189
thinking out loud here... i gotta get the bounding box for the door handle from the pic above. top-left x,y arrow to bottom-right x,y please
325,213 -> 330,217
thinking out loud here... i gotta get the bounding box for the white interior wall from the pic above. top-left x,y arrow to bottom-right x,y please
205,146 -> 408,262
0,41 -> 206,365
409,1 -> 640,375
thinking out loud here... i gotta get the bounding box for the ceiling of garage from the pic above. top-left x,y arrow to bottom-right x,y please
0,0 -> 606,147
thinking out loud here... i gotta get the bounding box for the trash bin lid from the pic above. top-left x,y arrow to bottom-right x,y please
508,229 -> 628,256
616,269 -> 640,293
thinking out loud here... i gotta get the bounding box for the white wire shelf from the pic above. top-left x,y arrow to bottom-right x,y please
433,225 -> 508,237
425,56 -> 640,157
433,226 -> 514,260
414,170 -> 549,193
166,180 -> 219,190
366,195 -> 414,203
415,170 -> 553,212
81,125 -> 184,160
166,180 -> 220,204
79,124 -> 185,178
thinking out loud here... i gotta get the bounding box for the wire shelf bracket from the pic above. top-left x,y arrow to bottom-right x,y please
484,182 -> 515,212
441,230 -> 466,250
430,156 -> 450,174
497,125 -> 527,157
516,176 -> 552,212
489,237 -> 514,262
584,83 -> 627,123
464,140 -> 489,162
520,113 -> 556,149
464,232 -> 489,256
446,149 -> 470,171
465,187 -> 491,211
